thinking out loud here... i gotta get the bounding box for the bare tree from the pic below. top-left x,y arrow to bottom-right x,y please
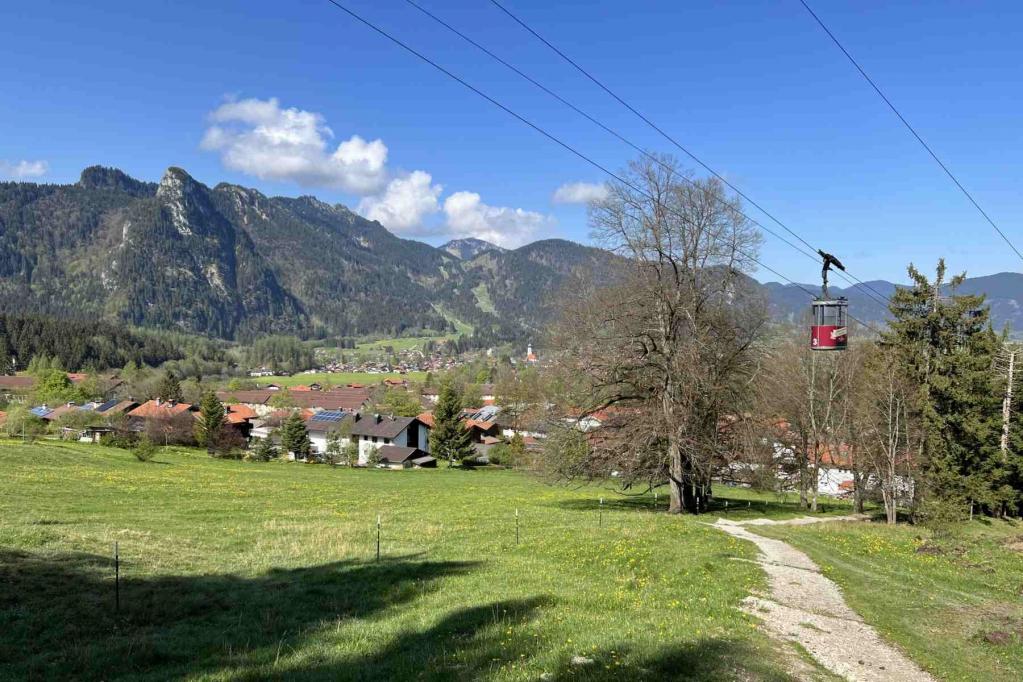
857,346 -> 917,524
548,155 -> 767,513
760,336 -> 858,511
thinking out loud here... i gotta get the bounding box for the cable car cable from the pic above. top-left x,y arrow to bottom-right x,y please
402,1 -> 823,268
320,0 -> 885,339
796,0 -> 1023,265
486,0 -> 894,306
403,0 -> 891,311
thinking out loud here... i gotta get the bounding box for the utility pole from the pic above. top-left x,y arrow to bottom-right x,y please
1001,349 -> 1016,459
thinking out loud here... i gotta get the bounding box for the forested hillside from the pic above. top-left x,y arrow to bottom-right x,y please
0,167 -> 616,342
4,166 -> 1023,342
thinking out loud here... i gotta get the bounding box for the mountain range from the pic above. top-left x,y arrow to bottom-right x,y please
2,166 -> 1021,341
0,167 -> 615,341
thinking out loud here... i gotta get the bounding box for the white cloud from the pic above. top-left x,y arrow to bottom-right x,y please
443,191 -> 551,248
0,159 -> 48,179
201,97 -> 388,193
358,170 -> 442,232
552,180 -> 608,205
200,96 -> 551,246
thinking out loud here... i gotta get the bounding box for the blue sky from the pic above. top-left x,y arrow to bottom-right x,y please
3,0 -> 1021,284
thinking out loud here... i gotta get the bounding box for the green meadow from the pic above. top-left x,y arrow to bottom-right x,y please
0,440 -> 826,681
757,519 -> 1023,681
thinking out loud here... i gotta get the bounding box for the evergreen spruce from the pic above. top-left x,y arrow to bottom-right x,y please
882,260 -> 1005,513
281,412 -> 312,460
429,383 -> 476,467
195,391 -> 227,454
252,435 -> 278,462
157,370 -> 183,402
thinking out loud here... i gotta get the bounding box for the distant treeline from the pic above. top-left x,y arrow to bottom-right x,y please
0,313 -> 188,372
243,336 -> 316,373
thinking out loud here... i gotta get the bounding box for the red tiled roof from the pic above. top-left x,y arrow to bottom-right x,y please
217,390 -> 274,405
128,400 -> 195,419
0,376 -> 36,391
225,404 -> 258,420
103,400 -> 138,415
465,419 -> 499,433
416,412 -> 435,428
0,411 -> 7,427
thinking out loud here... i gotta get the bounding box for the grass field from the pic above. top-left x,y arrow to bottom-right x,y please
756,519 -> 1023,681
266,371 -> 428,388
0,440 -> 831,681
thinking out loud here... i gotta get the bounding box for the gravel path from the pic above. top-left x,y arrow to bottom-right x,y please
714,515 -> 935,682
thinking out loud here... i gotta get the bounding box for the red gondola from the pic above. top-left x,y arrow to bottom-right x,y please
810,251 -> 849,351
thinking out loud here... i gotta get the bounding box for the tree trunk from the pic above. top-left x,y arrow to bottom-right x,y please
668,441 -> 685,514
798,436 -> 809,509
852,470 -> 865,514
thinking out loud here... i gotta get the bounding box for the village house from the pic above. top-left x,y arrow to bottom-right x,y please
375,445 -> 435,469
215,386 -> 371,416
351,414 -> 431,464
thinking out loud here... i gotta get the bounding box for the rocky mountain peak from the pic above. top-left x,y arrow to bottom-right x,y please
442,237 -> 505,260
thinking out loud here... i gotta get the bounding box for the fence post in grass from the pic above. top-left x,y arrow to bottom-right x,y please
654,491 -> 658,507
114,541 -> 120,615
599,498 -> 604,527
375,514 -> 381,562
515,508 -> 519,546
724,500 -> 728,513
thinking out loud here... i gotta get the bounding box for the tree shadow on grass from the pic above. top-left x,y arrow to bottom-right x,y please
547,638 -> 800,681
281,596 -> 552,680
0,548 -> 480,680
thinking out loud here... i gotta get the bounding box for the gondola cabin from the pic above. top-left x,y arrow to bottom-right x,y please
810,298 -> 848,351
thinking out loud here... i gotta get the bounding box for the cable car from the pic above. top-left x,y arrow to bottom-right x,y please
810,298 -> 848,350
810,250 -> 849,351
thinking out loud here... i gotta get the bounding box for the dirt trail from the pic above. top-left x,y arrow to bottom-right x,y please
714,515 -> 935,682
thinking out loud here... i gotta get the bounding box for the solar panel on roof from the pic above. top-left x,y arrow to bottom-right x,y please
310,410 -> 347,422
96,399 -> 119,412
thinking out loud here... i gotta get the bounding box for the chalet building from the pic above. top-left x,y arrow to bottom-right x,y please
304,410 -> 351,454
375,445 -> 435,469
0,375 -> 36,402
351,414 -> 430,465
299,411 -> 431,465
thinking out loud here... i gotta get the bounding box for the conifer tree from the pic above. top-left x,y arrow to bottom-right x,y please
882,260 -> 1003,512
157,370 -> 183,402
429,382 -> 475,467
252,435 -> 279,462
281,412 -> 311,460
195,391 -> 227,454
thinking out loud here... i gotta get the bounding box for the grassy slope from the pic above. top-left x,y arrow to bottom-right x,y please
755,520 -> 1023,681
0,441 -> 811,681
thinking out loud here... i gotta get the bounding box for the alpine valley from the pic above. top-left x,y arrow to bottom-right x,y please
2,166 -> 1022,342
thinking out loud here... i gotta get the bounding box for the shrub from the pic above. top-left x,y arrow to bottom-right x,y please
102,431 -> 137,450
132,436 -> 157,462
250,437 -> 278,462
916,495 -> 969,539
487,444 -> 508,466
